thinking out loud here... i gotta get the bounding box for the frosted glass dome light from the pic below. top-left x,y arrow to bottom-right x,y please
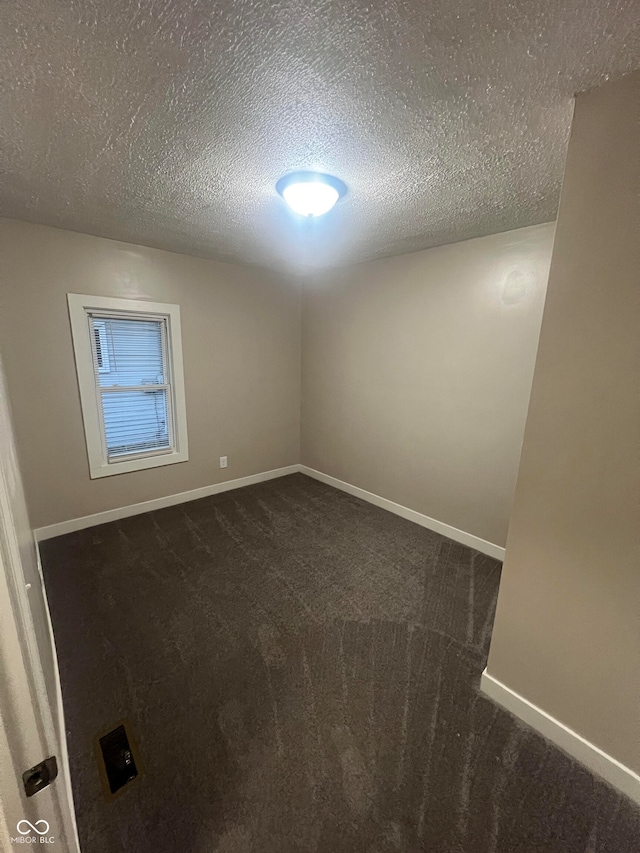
276,172 -> 347,217
282,181 -> 338,217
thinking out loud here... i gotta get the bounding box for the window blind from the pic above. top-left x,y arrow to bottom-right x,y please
88,314 -> 173,460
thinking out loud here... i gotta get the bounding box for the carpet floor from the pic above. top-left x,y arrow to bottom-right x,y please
40,473 -> 640,852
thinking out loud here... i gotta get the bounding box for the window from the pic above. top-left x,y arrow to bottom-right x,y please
68,294 -> 188,478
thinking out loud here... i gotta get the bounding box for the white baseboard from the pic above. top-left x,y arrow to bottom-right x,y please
34,465 -> 299,541
35,463 -> 506,563
299,465 -> 505,560
481,669 -> 640,804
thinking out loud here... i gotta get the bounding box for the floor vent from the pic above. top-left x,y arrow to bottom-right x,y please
95,720 -> 141,799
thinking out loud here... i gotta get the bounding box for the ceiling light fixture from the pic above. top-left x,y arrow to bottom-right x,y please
276,172 -> 347,217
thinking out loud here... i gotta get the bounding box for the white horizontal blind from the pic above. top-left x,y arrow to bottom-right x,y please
88,314 -> 173,461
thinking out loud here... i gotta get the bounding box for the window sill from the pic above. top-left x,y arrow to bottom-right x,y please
88,448 -> 189,479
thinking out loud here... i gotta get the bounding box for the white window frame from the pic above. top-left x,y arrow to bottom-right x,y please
67,293 -> 189,479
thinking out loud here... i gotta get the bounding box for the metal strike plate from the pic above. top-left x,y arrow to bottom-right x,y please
23,756 -> 58,797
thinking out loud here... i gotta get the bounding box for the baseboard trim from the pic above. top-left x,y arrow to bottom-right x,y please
298,465 -> 505,560
34,465 -> 300,541
481,669 -> 640,804
35,462 -> 506,561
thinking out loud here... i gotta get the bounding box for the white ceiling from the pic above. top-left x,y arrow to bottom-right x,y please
1,1 -> 638,273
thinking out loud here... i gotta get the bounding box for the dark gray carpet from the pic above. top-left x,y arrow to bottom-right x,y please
40,473 -> 640,852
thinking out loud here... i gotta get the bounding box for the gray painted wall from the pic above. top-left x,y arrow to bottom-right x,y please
487,70 -> 640,772
0,220 -> 302,529
301,223 -> 554,548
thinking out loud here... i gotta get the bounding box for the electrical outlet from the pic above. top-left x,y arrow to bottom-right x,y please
219,456 -> 228,469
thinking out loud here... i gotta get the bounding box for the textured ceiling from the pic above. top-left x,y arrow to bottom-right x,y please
1,1 -> 639,273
